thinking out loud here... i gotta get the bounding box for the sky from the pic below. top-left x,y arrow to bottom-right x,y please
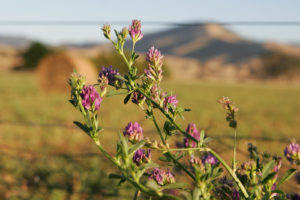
0,0 -> 300,45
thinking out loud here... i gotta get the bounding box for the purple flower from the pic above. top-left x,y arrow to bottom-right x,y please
150,168 -> 164,185
150,168 -> 175,186
163,95 -> 178,113
284,141 -> 300,165
202,153 -> 218,165
80,85 -> 102,111
131,91 -> 145,105
123,122 -> 143,143
129,19 -> 143,42
98,66 -> 120,86
146,46 -> 163,67
133,149 -> 151,165
184,123 -> 200,148
232,189 -> 240,200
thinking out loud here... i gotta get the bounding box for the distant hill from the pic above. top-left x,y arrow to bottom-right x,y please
0,35 -> 30,47
132,24 -> 269,64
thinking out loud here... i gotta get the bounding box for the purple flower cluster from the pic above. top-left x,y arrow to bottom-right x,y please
98,66 -> 120,86
202,153 -> 218,165
123,122 -> 143,143
144,46 -> 163,82
133,149 -> 151,165
163,95 -> 178,113
146,46 -> 163,67
284,141 -> 300,165
80,85 -> 102,111
150,168 -> 175,186
129,19 -> 143,42
184,123 -> 200,148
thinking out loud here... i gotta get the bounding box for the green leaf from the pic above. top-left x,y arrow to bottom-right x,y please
69,99 -> 76,107
162,182 -> 188,190
159,156 -> 171,162
145,179 -> 160,191
140,163 -> 159,170
261,160 -> 275,180
163,121 -> 177,136
114,75 -> 127,82
136,163 -> 159,180
73,121 -> 92,135
108,173 -> 123,179
123,93 -> 132,104
128,140 -> 146,156
272,190 -> 284,194
278,168 -> 297,187
262,172 -> 276,184
118,132 -> 128,158
181,191 -> 192,200
192,187 -> 201,200
203,137 -> 212,144
106,90 -> 129,97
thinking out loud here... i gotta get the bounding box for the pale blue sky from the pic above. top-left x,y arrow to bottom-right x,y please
0,0 -> 299,44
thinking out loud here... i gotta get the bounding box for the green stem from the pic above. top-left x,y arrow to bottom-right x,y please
119,51 -> 130,68
93,138 -> 119,166
233,128 -> 237,172
208,149 -> 249,198
132,41 -> 136,57
151,110 -> 196,181
150,109 -> 165,144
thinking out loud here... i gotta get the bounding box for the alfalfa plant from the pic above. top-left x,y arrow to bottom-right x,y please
69,20 -> 300,200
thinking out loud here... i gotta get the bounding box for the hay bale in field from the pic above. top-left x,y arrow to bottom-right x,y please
36,52 -> 98,92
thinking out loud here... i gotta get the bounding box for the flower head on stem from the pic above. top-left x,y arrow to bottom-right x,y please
129,19 -> 143,43
80,85 -> 102,111
150,168 -> 175,186
123,122 -> 144,143
284,141 -> 300,165
133,149 -> 151,165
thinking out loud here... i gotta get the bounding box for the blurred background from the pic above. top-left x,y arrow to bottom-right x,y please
1,0 -> 300,199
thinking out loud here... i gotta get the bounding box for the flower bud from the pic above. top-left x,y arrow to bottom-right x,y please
122,27 -> 129,39
69,72 -> 86,91
102,24 -> 111,40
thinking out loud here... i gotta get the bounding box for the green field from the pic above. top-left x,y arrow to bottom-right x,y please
1,72 -> 300,199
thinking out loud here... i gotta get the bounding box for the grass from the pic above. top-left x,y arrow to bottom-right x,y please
1,71 -> 300,199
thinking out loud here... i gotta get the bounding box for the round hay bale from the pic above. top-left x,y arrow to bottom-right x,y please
36,52 -> 98,92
